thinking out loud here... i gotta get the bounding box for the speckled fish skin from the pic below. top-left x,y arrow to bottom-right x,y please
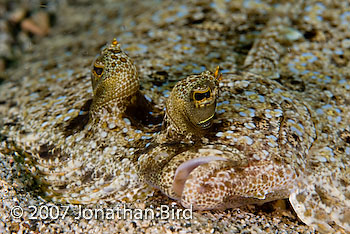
0,0 -> 350,233
90,39 -> 140,119
182,71 -> 316,208
139,70 -> 317,207
161,70 -> 220,142
138,2 -> 350,233
278,2 -> 350,232
0,39 -> 161,204
138,2 -> 308,205
138,70 -> 221,197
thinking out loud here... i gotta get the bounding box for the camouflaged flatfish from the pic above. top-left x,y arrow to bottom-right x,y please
0,1 -> 349,233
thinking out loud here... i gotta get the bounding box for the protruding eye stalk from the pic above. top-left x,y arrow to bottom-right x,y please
90,39 -> 139,118
165,67 -> 221,137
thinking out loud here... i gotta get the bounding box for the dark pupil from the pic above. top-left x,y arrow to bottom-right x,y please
194,91 -> 211,101
94,66 -> 103,76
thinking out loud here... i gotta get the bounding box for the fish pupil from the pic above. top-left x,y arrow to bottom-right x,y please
93,66 -> 103,76
194,90 -> 211,101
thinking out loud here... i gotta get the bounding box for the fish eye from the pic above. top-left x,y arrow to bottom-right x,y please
93,64 -> 104,77
193,88 -> 212,102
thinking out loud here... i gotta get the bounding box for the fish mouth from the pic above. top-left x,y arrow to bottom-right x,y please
172,156 -> 228,197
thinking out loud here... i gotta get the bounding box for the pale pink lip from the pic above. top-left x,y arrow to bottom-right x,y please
172,156 -> 228,197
